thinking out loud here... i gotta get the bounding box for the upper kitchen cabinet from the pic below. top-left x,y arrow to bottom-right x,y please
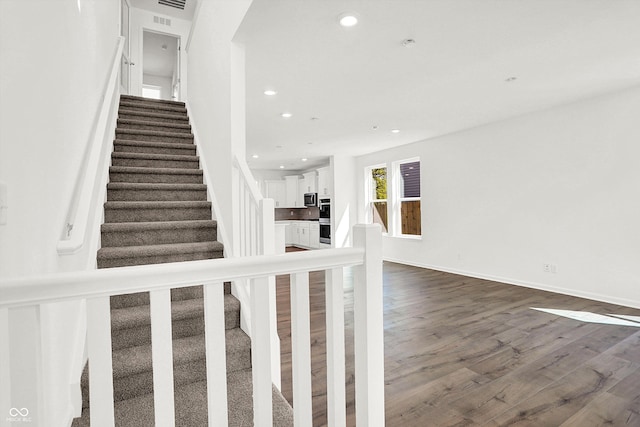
285,175 -> 302,207
302,171 -> 317,194
265,180 -> 286,207
317,166 -> 332,197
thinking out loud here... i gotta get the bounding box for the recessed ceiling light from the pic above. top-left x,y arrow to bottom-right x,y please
401,38 -> 416,47
161,44 -> 168,51
310,117 -> 320,121
276,145 -> 283,149
338,13 -> 358,27
372,125 -> 378,130
301,158 -> 308,162
279,165 -> 285,169
505,77 -> 517,82
264,89 -> 277,96
281,112 -> 292,118
252,154 -> 259,159
391,129 -> 400,133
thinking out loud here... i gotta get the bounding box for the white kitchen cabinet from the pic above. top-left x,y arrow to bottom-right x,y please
302,171 -> 317,194
285,175 -> 301,207
309,222 -> 319,249
298,221 -> 310,247
317,166 -> 332,197
283,222 -> 293,245
265,180 -> 286,207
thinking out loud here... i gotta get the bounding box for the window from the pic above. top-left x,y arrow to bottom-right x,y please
367,166 -> 388,233
142,85 -> 162,100
395,159 -> 421,236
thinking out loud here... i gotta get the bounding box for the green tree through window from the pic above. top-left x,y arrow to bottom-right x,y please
371,168 -> 387,199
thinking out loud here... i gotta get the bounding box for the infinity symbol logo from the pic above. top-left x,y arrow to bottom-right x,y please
9,408 -> 29,417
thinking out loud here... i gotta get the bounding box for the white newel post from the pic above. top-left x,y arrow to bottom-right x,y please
87,297 -> 115,427
325,268 -> 346,427
352,224 -> 385,426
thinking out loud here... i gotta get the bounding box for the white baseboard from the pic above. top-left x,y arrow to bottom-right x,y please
383,257 -> 640,310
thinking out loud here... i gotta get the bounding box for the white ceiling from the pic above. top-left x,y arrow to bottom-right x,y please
235,0 -> 640,171
130,0 -> 197,21
143,31 -> 178,78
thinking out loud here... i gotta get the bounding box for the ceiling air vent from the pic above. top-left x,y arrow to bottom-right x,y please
153,15 -> 172,26
158,0 -> 186,10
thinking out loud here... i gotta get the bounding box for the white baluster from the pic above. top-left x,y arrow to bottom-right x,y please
203,282 -> 228,426
290,272 -> 312,426
87,297 -> 115,426
325,268 -> 346,427
149,289 -> 176,427
352,224 -> 385,426
250,276 -> 273,426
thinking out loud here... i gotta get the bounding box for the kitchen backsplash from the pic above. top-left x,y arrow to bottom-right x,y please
275,207 -> 319,221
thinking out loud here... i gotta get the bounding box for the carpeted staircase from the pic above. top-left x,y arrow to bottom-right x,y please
73,95 -> 293,426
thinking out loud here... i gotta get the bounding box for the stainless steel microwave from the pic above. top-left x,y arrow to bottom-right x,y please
304,193 -> 317,207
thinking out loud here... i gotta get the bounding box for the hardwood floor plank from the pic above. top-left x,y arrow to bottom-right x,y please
276,256 -> 640,426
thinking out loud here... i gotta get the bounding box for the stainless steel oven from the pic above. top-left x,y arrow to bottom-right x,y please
319,219 -> 331,244
319,198 -> 331,244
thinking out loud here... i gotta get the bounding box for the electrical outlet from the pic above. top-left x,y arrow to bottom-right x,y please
543,263 -> 551,273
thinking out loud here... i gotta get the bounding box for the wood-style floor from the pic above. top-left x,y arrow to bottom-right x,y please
276,249 -> 640,426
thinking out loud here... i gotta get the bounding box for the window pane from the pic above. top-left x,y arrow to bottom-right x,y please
401,200 -> 421,235
371,168 -> 387,200
371,201 -> 388,233
399,161 -> 420,198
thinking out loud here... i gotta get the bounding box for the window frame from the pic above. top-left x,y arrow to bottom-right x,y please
392,157 -> 421,238
365,164 -> 389,235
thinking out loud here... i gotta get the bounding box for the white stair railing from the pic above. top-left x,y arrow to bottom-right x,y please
0,224 -> 384,427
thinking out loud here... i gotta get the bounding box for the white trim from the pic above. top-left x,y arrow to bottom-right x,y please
383,257 -> 640,310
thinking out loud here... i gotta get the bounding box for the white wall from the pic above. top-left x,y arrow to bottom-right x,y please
186,0 -> 253,256
129,8 -> 191,99
356,86 -> 640,309
0,0 -> 120,424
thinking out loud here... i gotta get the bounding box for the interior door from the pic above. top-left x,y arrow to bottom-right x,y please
120,0 -> 132,94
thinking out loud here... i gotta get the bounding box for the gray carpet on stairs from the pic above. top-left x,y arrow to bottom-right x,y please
73,94 -> 293,426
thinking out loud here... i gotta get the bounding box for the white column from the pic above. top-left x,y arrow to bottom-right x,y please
352,224 -> 385,426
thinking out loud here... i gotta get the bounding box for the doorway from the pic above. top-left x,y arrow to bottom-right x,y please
142,30 -> 181,101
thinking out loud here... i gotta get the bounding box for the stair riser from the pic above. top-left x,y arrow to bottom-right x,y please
97,249 -> 223,268
101,226 -> 217,247
119,101 -> 187,114
109,171 -> 203,184
116,130 -> 193,144
107,188 -> 207,202
110,285 -> 228,309
119,112 -> 189,125
104,206 -> 212,223
117,121 -> 192,134
114,143 -> 196,156
111,157 -> 199,169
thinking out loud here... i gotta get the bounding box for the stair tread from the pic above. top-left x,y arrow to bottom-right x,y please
111,152 -> 197,162
104,200 -> 211,209
102,220 -> 216,232
117,118 -> 191,130
114,139 -> 196,150
109,166 -> 202,175
120,95 -> 185,107
119,100 -> 187,113
111,294 -> 239,331
116,128 -> 193,139
98,241 -> 223,259
112,329 -> 249,378
107,182 -> 206,190
118,109 -> 189,121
